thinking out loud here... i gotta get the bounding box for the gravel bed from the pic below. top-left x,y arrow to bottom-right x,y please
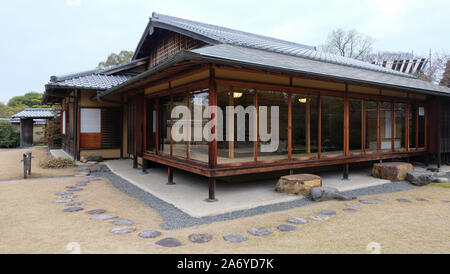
92,165 -> 420,230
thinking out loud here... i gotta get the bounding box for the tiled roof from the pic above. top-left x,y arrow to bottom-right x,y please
190,45 -> 450,95
47,73 -> 134,90
11,108 -> 56,119
101,44 -> 450,98
139,13 -> 413,78
4,118 -> 47,125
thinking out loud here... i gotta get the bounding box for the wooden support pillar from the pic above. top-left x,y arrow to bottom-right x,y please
167,166 -> 175,185
141,159 -> 148,174
343,163 -> 349,180
306,97 -> 311,154
228,90 -> 234,159
206,177 -> 218,202
133,155 -> 138,169
289,169 -> 294,175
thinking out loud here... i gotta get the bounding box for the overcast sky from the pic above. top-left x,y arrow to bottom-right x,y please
0,0 -> 449,103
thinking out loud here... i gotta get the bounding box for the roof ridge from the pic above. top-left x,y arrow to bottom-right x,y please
152,12 -> 316,50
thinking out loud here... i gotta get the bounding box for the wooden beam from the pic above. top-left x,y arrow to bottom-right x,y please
288,92 -> 292,161
318,94 -> 322,159
377,100 -> 381,152
208,67 -> 218,169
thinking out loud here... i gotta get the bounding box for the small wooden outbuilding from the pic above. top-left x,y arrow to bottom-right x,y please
11,108 -> 55,147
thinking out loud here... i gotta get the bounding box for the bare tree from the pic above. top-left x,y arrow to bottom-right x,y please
319,29 -> 375,61
418,50 -> 450,83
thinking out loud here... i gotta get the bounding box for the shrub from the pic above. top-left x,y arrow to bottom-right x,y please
0,121 -> 20,148
39,156 -> 76,169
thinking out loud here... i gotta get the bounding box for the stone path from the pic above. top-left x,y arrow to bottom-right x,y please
188,233 -> 213,243
277,224 -> 297,232
286,217 -> 308,224
223,234 -> 248,243
156,237 -> 182,247
50,168 -> 450,249
139,230 -> 161,239
110,227 -> 136,234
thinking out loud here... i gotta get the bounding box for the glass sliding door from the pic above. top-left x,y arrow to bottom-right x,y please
380,102 -> 392,151
158,96 -> 171,155
365,100 -> 378,152
321,95 -> 344,156
217,86 -> 256,164
189,89 -> 209,163
418,106 -> 425,148
292,94 -> 318,159
257,89 -> 289,161
349,98 -> 363,154
409,104 -> 417,149
394,103 -> 406,150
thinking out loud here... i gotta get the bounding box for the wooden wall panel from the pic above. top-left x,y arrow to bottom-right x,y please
80,133 -> 101,149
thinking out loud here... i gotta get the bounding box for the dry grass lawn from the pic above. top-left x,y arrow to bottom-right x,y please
1,174 -> 449,254
0,147 -> 76,180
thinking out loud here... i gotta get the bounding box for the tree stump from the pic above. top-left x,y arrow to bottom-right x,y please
275,174 -> 322,195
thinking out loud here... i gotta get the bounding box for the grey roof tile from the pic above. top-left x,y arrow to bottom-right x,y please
149,13 -> 413,78
12,108 -> 55,119
47,73 -> 134,90
189,45 -> 450,95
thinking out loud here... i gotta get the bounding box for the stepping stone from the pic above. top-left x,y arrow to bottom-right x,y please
277,224 -> 298,232
359,200 -> 377,205
62,195 -> 77,199
396,198 -> 412,203
55,199 -> 72,204
76,182 -> 88,186
320,210 -> 336,215
188,233 -> 213,243
76,172 -> 90,177
286,217 -> 308,224
248,227 -> 272,237
67,188 -> 83,191
416,198 -> 428,202
66,202 -> 84,207
346,202 -> 361,208
90,214 -> 118,221
223,234 -> 248,243
55,192 -> 73,196
138,230 -> 161,239
155,237 -> 181,247
86,209 -> 106,215
63,207 -> 83,212
111,219 -> 133,226
375,197 -> 389,201
309,216 -> 329,221
441,200 -> 450,203
343,208 -> 358,212
110,226 -> 136,234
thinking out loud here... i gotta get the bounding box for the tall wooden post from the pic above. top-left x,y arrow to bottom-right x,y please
167,166 -> 175,185
207,67 -> 218,201
228,90 -> 234,159
306,97 -> 311,154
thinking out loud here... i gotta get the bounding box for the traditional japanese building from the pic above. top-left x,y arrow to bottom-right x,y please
43,12 -> 450,200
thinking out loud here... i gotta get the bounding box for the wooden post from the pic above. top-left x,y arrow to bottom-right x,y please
167,166 -> 175,185
362,100 -> 366,153
133,155 -> 138,169
344,86 -> 349,156
208,67 -> 218,169
254,90 -> 258,162
23,153 -> 27,179
306,96 -> 311,154
228,90 -> 234,159
406,103 -> 410,152
377,100 -> 381,152
141,159 -> 148,174
343,163 -> 349,180
207,177 -> 218,202
288,93 -> 292,161
391,102 -> 395,152
318,94 -> 322,158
